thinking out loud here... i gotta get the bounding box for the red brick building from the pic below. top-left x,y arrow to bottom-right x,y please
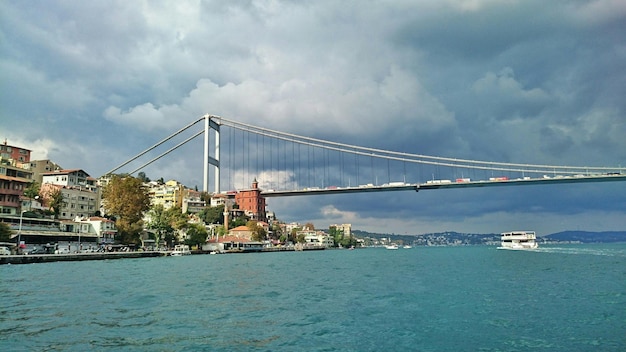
234,179 -> 266,221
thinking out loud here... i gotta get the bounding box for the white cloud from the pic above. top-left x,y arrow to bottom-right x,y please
567,0 -> 626,26
471,67 -> 551,110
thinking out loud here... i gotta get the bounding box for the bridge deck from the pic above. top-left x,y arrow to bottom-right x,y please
260,174 -> 625,196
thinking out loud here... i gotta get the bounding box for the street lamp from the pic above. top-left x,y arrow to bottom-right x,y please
17,209 -> 26,254
17,195 -> 39,254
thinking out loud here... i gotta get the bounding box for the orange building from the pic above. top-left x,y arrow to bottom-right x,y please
234,179 -> 266,221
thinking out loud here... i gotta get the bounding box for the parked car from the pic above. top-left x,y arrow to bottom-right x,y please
28,247 -> 49,255
0,246 -> 11,255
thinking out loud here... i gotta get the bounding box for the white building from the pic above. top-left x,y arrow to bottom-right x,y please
299,230 -> 335,248
61,216 -> 118,245
330,223 -> 352,237
40,169 -> 100,220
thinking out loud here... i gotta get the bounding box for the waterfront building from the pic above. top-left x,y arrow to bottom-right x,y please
1,213 -> 91,252
298,229 -> 335,248
2,215 -> 117,253
69,216 -> 117,244
204,234 -> 264,253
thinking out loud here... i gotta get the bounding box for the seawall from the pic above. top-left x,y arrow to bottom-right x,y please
0,251 -> 167,265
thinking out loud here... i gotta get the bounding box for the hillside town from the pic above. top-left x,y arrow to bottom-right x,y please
0,141 -> 357,256
4,141 -> 621,260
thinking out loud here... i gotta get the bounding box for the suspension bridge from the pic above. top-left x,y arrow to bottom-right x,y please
106,114 -> 626,196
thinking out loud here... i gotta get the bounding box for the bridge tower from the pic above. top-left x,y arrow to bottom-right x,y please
203,115 -> 221,193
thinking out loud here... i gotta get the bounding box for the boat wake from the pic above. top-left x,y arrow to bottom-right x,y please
535,246 -> 626,257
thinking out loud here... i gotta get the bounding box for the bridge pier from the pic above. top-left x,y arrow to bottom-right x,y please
203,114 -> 221,193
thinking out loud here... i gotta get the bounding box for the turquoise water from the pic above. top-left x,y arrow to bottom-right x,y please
1,244 -> 625,351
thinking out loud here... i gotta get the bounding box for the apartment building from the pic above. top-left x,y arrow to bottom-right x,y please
40,169 -> 100,220
0,142 -> 33,215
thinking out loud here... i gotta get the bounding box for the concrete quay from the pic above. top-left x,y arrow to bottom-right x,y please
0,251 -> 167,265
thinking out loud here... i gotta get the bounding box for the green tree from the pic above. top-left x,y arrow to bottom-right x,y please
184,223 -> 208,248
246,220 -> 267,242
165,206 -> 189,234
199,192 -> 211,203
290,227 -> 302,242
269,222 -> 282,240
137,171 -> 151,183
102,175 -> 151,245
199,204 -> 225,225
215,225 -> 228,237
147,204 -> 172,248
23,181 -> 40,209
329,226 -> 343,248
231,215 -> 249,228
0,222 -> 12,242
48,188 -> 64,219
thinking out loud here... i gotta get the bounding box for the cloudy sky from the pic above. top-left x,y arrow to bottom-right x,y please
2,0 -> 625,235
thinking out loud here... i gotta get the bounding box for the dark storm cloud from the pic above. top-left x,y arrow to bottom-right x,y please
1,0 -> 624,234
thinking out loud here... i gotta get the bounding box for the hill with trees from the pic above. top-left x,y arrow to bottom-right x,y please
352,229 -> 626,246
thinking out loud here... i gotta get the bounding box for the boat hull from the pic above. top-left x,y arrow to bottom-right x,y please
498,231 -> 538,250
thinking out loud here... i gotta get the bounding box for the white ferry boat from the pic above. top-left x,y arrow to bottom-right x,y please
170,244 -> 191,256
385,244 -> 399,250
497,231 -> 539,250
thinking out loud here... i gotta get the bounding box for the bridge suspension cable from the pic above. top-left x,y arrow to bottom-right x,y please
102,114 -> 624,193
213,116 -> 621,175
105,117 -> 204,175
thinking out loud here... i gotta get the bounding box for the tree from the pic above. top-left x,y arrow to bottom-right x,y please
246,220 -> 267,242
146,206 -> 191,247
147,204 -> 172,248
290,227 -> 302,244
199,192 -> 211,203
23,181 -> 40,209
0,222 -> 12,242
137,171 -> 151,183
304,222 -> 315,230
329,226 -> 356,248
329,226 -> 343,248
184,223 -> 208,248
102,175 -> 151,245
199,204 -> 224,225
269,222 -> 282,240
39,187 -> 65,219
166,206 -> 189,232
231,215 -> 249,228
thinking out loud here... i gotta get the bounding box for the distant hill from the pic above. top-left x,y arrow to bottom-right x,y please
352,229 -> 626,246
352,230 -> 500,246
544,231 -> 626,243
